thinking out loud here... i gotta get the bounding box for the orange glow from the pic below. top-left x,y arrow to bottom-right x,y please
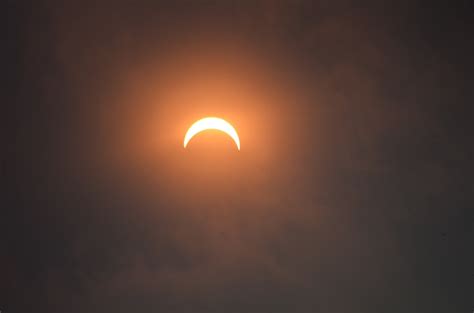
184,117 -> 241,150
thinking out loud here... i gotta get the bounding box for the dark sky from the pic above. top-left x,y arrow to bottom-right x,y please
3,1 -> 473,313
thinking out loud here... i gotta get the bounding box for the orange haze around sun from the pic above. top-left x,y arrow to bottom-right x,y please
90,37 -> 323,228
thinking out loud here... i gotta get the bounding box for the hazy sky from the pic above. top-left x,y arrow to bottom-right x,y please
4,1 -> 473,313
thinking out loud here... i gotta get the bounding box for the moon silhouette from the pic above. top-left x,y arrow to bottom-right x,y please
184,117 -> 240,150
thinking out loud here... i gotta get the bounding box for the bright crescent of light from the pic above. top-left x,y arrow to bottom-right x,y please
184,117 -> 240,150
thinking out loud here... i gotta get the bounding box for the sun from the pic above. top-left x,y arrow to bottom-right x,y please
184,117 -> 240,150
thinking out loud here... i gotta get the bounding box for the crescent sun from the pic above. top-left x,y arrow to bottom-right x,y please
183,117 -> 241,150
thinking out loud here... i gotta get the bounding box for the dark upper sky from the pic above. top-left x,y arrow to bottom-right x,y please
3,1 -> 473,313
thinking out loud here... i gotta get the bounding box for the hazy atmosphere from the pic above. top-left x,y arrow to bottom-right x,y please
4,1 -> 473,312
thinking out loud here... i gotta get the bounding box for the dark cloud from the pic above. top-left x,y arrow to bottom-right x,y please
3,1 -> 473,313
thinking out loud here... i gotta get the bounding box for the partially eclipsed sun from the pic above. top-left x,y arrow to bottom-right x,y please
184,117 -> 240,150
